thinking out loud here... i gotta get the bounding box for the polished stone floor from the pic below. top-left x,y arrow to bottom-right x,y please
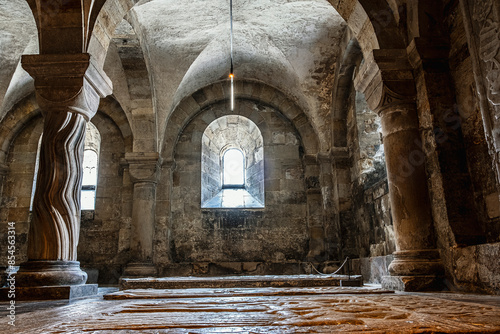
1,285 -> 500,333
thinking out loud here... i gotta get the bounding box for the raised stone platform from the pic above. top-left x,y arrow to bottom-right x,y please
120,274 -> 363,290
105,286 -> 391,300
0,284 -> 98,301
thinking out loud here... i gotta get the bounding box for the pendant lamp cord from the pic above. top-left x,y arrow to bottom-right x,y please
229,0 -> 234,111
230,0 -> 234,74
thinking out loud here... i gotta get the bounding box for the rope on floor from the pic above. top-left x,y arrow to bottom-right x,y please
309,256 -> 350,276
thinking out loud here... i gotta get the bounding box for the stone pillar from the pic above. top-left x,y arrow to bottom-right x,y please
122,152 -> 160,277
355,50 -> 443,291
304,155 -> 325,262
15,54 -> 112,288
317,152 -> 341,262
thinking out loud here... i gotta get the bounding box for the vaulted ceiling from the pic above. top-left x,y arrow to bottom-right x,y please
0,0 -> 349,151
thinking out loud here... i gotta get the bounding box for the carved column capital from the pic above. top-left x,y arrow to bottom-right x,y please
125,152 -> 161,184
21,53 -> 112,121
354,49 -> 416,114
316,151 -> 333,164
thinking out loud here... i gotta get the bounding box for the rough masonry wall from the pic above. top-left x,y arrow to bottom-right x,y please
0,115 -> 42,269
165,100 -> 309,275
342,88 -> 394,283
77,112 -> 132,285
441,1 -> 500,294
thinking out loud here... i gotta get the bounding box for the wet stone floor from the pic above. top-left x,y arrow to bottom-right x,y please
1,286 -> 500,333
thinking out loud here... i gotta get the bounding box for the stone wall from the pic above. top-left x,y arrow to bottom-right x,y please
0,115 -> 42,268
340,82 -> 394,283
440,0 -> 500,294
77,112 -> 132,285
163,100 -> 310,275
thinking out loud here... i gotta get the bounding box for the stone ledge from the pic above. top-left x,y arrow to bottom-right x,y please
156,262 -> 346,277
0,284 -> 98,301
119,274 -> 363,290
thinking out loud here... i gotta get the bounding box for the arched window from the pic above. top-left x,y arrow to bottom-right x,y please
81,149 -> 99,210
222,148 -> 245,188
201,115 -> 264,209
30,122 -> 101,211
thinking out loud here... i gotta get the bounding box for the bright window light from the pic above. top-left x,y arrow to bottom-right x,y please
223,148 -> 244,187
82,150 -> 98,186
81,149 -> 98,210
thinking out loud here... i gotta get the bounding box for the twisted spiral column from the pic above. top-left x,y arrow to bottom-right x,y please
16,54 -> 112,287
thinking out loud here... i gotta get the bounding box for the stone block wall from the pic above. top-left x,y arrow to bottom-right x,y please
165,100 -> 310,273
0,116 -> 42,268
340,84 -> 395,281
77,112 -> 132,285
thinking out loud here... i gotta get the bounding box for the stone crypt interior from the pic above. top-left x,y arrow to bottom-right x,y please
0,0 -> 500,332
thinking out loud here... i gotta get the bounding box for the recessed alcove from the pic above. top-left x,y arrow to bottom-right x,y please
201,115 -> 264,209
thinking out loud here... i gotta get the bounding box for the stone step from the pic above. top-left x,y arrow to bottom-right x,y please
119,274 -> 363,290
105,286 -> 392,300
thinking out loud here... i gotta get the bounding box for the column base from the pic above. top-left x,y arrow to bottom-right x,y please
15,261 -> 87,287
382,275 -> 444,291
388,249 -> 444,276
122,262 -> 157,277
0,284 -> 98,301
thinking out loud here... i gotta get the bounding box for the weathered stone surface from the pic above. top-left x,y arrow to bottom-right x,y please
0,283 -> 97,301
4,287 -> 500,333
120,274 -> 363,290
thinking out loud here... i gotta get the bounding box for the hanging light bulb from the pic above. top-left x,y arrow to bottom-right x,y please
229,72 -> 234,111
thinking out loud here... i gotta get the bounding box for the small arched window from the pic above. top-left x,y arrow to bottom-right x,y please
201,115 -> 264,209
223,148 -> 245,188
81,149 -> 99,210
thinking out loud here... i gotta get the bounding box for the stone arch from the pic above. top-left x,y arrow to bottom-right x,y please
97,96 -> 134,153
0,93 -> 40,164
0,94 -> 133,165
332,35 -> 363,148
109,18 -> 157,152
162,80 -> 319,163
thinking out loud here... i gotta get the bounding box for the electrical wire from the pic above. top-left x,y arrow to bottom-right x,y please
229,0 -> 234,111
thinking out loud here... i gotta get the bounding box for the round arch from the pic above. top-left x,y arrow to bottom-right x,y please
162,80 -> 320,163
0,94 -> 134,164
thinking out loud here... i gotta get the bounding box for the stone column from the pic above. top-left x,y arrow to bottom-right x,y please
355,50 -> 443,291
122,152 -> 160,277
317,152 -> 341,262
15,54 -> 112,288
304,155 -> 325,262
